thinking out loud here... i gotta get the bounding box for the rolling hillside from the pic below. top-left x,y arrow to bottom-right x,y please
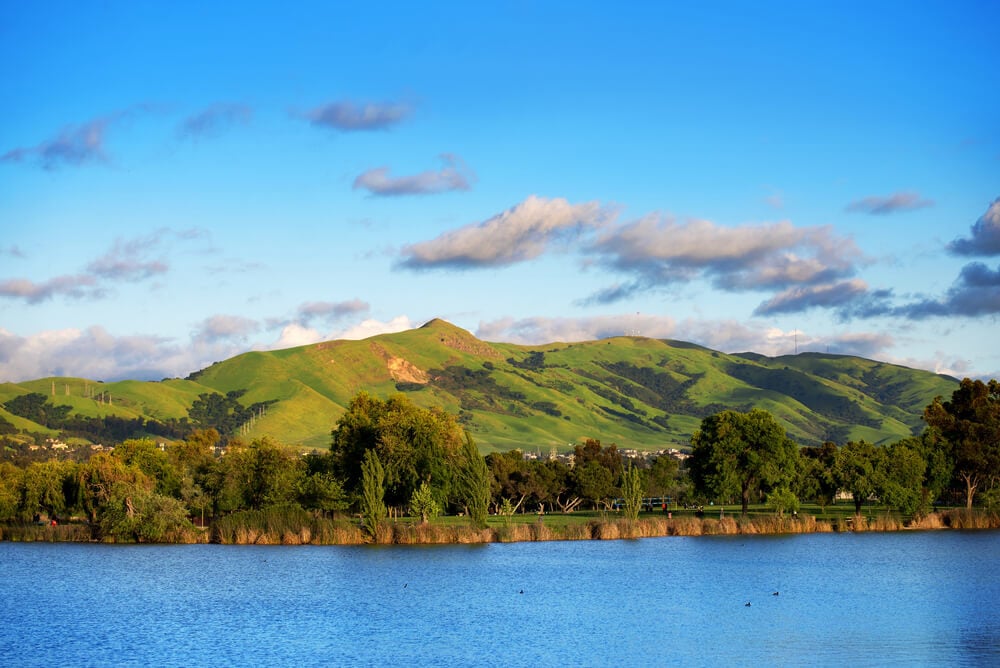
0,319 -> 960,452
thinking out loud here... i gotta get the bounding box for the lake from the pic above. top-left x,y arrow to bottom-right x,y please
2,531 -> 999,666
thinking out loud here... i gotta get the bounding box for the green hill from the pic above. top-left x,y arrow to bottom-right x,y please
0,319 -> 959,452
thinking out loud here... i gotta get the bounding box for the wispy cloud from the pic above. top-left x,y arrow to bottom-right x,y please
1,106 -> 154,170
353,154 -> 474,196
0,228 -> 205,305
192,314 -> 260,345
296,299 -> 370,325
398,195 -> 614,270
0,275 -> 105,304
753,279 -> 871,316
584,215 -> 863,302
1,245 -> 25,258
948,197 -> 1000,256
2,117 -> 114,169
86,231 -> 172,282
177,102 -> 252,140
845,191 -> 934,215
296,99 -> 413,131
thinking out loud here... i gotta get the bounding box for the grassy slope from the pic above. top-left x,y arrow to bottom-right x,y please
1,320 -> 960,451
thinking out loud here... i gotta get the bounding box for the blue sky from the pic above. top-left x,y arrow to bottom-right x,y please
1,1 -> 998,383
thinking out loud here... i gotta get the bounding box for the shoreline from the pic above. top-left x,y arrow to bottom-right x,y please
3,509 -> 998,545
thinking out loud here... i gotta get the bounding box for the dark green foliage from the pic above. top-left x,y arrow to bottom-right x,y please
834,440 -> 878,514
727,364 -> 882,429
394,382 -> 425,392
508,351 -> 545,370
530,401 -> 562,417
689,409 -> 800,515
428,365 -> 526,415
798,443 -> 839,511
3,393 -> 71,426
924,378 -> 1000,508
1,392 -> 186,445
188,390 -> 276,439
299,452 -> 347,514
215,438 -> 303,511
595,363 -> 711,417
0,415 -> 17,435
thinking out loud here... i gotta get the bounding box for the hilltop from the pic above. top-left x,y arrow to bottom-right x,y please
0,319 -> 959,452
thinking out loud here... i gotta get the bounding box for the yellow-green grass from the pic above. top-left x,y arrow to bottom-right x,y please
1,319 -> 960,453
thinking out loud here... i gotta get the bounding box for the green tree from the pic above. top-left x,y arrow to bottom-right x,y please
835,440 -> 879,514
77,453 -> 154,533
573,439 -> 623,480
923,378 -> 1000,509
331,392 -> 464,509
299,452 -> 347,515
573,460 -> 617,511
620,462 -> 643,520
20,460 -> 76,520
688,409 -> 800,515
220,438 -> 304,511
409,481 -> 440,524
99,484 -> 194,542
360,449 -> 387,539
798,443 -> 839,514
485,449 -> 531,511
766,486 -> 799,517
113,438 -> 181,497
456,432 -> 491,527
532,458 -> 579,513
875,441 -> 926,517
644,454 -> 679,502
0,462 -> 23,521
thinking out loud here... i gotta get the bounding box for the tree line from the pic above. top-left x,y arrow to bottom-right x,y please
0,379 -> 997,542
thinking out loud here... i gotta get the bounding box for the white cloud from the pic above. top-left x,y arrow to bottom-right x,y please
0,327 -> 190,382
587,215 -> 862,295
399,195 -> 613,269
272,323 -> 324,349
332,315 -> 415,340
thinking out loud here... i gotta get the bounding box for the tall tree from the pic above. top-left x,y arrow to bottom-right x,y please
456,432 -> 491,528
360,449 -> 387,539
620,462 -> 643,521
923,378 -> 1000,509
688,409 -> 800,515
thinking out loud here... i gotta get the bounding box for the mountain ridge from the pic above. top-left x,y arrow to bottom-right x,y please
0,319 -> 959,452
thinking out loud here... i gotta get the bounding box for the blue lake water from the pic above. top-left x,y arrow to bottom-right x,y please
2,531 -> 999,667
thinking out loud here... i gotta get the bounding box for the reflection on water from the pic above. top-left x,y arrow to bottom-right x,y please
1,531 -> 999,667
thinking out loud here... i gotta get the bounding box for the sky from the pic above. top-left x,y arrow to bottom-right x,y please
1,1 -> 999,384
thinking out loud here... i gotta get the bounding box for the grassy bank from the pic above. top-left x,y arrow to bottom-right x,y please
4,507 -> 999,545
